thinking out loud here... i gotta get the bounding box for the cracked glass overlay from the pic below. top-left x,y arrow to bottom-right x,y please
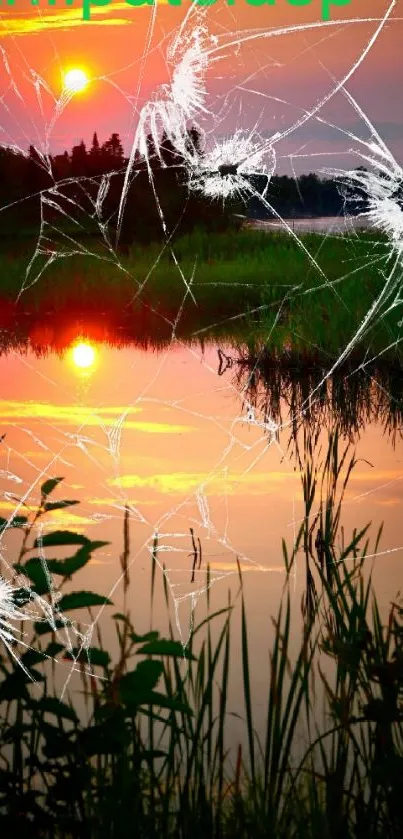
0,0 -> 402,697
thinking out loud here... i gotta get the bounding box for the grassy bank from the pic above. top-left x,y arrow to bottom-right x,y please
0,432 -> 402,837
0,227 -> 399,364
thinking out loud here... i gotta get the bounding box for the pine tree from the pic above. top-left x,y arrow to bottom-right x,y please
71,140 -> 88,176
101,133 -> 124,170
90,132 -> 100,156
89,132 -> 101,175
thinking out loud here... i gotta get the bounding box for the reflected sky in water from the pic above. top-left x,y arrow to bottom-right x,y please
2,329 -> 403,738
1,333 -> 403,633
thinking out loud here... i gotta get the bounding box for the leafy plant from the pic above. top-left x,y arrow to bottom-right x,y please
0,437 -> 402,838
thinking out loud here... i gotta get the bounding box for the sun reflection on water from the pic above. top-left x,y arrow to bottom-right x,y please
70,341 -> 97,374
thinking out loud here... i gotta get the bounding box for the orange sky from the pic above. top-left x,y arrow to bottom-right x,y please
0,0 -> 401,171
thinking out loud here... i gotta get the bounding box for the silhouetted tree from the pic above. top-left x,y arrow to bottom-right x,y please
0,147 -> 26,200
160,131 -> 182,167
91,131 -> 100,156
248,172 -> 346,220
101,133 -> 124,171
71,140 -> 88,177
299,173 -> 323,214
88,132 -> 101,175
53,150 -> 70,181
0,130 -> 354,245
25,145 -> 52,192
186,126 -> 203,157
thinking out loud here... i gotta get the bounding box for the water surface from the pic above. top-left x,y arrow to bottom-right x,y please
1,331 -> 403,740
247,215 -> 372,234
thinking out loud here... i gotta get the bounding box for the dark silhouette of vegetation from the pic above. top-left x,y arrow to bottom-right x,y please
247,170 -> 367,220
0,224 -> 397,369
0,129 -> 241,249
0,131 -> 366,250
1,433 -> 403,837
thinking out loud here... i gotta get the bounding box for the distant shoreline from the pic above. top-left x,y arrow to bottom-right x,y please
244,215 -> 372,234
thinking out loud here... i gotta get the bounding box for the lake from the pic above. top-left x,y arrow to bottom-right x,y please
246,215 -> 372,234
1,327 -> 403,749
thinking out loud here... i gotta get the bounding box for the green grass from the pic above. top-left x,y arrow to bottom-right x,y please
0,430 -> 403,837
0,227 -> 400,365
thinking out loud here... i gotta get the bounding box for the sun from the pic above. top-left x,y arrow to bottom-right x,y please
63,68 -> 89,94
72,342 -> 96,369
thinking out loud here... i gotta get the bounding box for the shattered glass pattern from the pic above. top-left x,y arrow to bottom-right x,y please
0,0 -> 402,697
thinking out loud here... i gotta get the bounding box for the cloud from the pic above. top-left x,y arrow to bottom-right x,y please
108,470 -> 299,494
44,509 -> 97,528
0,401 -> 142,418
88,495 -> 159,507
0,0 -> 175,36
375,497 -> 402,507
0,401 -> 194,433
0,500 -> 96,529
107,467 -> 403,497
0,5 -> 133,36
0,501 -> 21,512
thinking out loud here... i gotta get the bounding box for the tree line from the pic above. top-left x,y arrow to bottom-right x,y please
0,129 -> 239,246
0,130 -> 365,247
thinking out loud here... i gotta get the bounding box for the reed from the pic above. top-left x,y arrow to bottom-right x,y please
0,428 -> 402,837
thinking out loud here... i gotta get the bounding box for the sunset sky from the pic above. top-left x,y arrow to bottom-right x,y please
0,0 -> 401,172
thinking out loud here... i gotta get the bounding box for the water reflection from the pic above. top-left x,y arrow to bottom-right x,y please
0,322 -> 403,757
230,345 -> 403,445
2,315 -> 403,445
0,322 -> 402,635
0,299 -> 253,354
70,341 -> 97,373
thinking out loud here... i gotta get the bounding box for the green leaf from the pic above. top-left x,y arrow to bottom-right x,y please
143,690 -> 194,715
64,647 -> 110,668
31,697 -> 78,724
41,722 -> 74,758
0,516 -> 28,534
13,558 -> 50,596
22,666 -> 45,683
0,671 -> 30,702
136,639 -> 197,661
57,591 -> 112,612
94,705 -> 126,725
41,477 -> 64,498
21,649 -> 48,668
45,543 -> 108,577
44,642 -> 65,659
12,587 -> 33,607
130,631 -> 160,644
34,619 -> 67,636
2,723 -> 35,744
0,668 -> 44,701
43,500 -> 80,512
119,660 -> 163,705
33,531 -> 93,549
112,612 -> 132,624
